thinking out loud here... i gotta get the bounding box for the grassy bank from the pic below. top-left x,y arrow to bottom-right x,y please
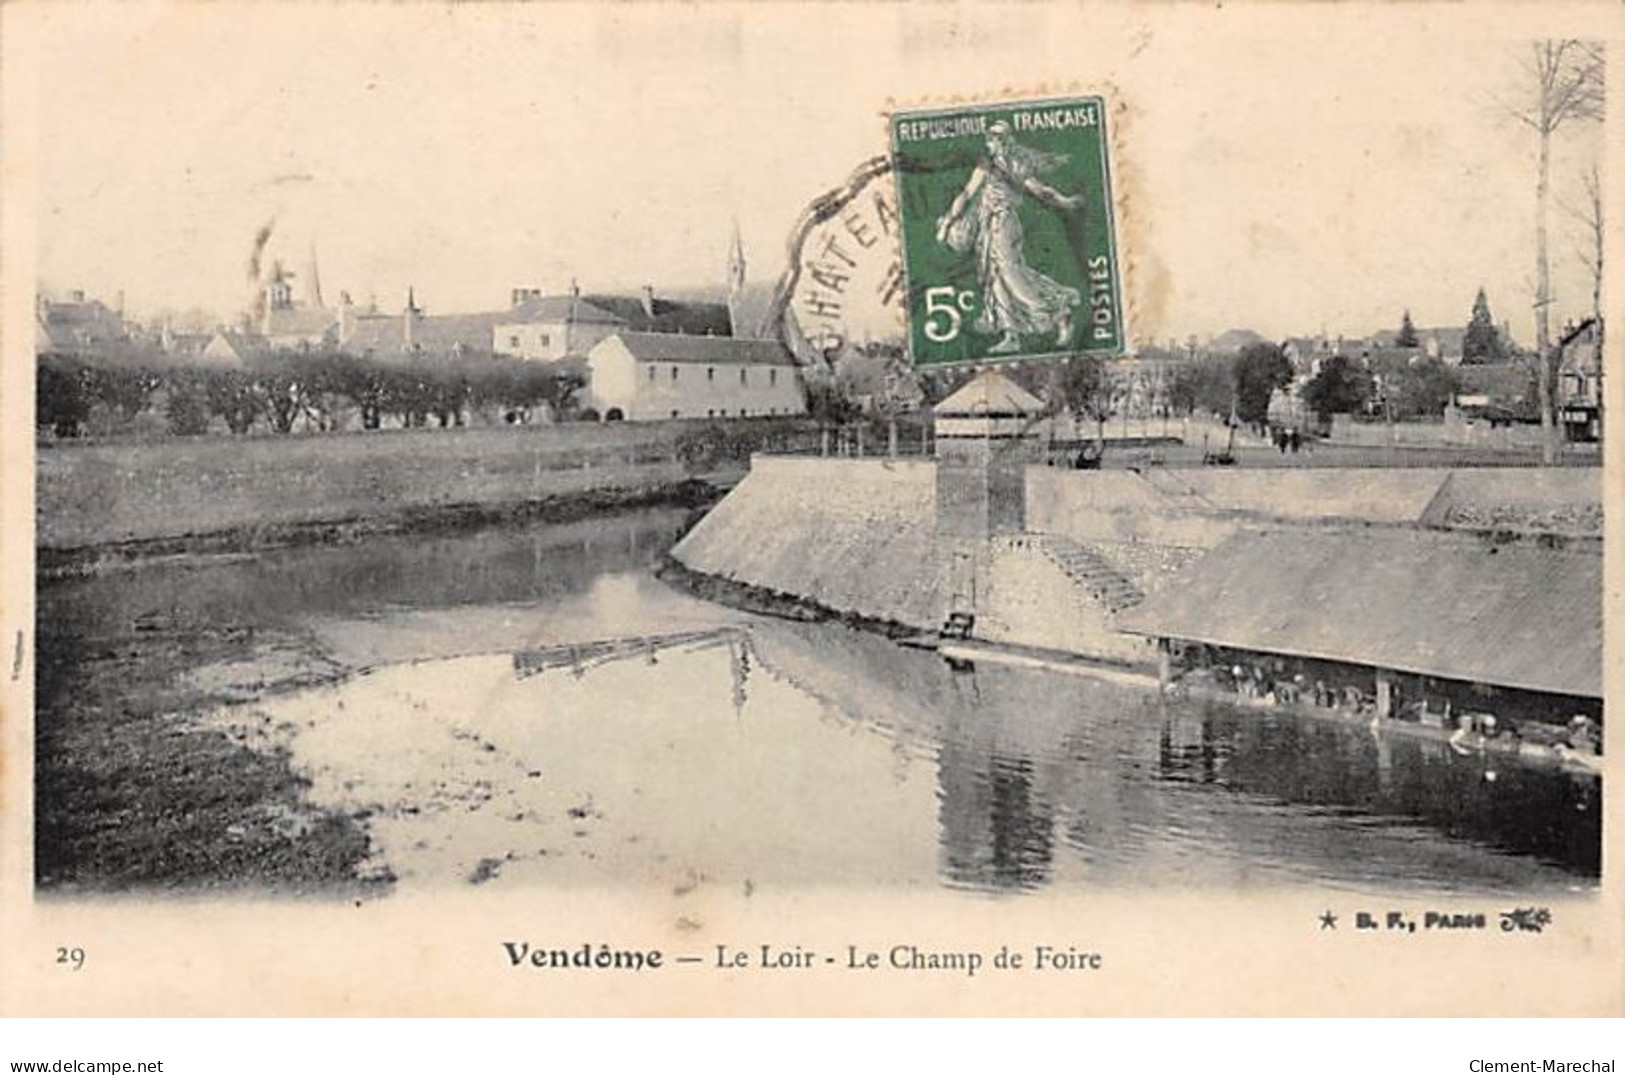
36,498 -> 705,894
34,612 -> 378,894
37,417 -> 814,552
39,479 -> 721,578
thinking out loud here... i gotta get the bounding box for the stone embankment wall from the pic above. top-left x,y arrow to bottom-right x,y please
671,456 -> 1601,653
1418,469 -> 1603,537
976,536 -> 1151,663
672,456 -> 944,629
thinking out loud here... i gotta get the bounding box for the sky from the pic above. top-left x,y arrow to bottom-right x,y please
15,2 -> 1615,346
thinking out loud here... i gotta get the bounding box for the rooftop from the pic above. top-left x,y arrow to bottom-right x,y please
502,295 -> 627,327
602,331 -> 797,367
344,312 -> 501,355
1116,528 -> 1601,698
263,306 -> 339,339
584,293 -> 732,337
934,370 -> 1045,417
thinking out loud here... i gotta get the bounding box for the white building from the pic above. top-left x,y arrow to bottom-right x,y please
584,332 -> 806,421
492,295 -> 628,360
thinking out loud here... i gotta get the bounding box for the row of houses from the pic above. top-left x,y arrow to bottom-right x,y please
1280,326 -> 1474,370
36,237 -> 808,422
1196,317 -> 1602,441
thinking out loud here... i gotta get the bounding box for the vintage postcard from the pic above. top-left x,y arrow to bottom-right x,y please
1,0 -> 1620,1019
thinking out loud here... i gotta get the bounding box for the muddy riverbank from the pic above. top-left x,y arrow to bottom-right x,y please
35,504 -> 702,894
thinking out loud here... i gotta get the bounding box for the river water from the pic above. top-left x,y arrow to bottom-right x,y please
41,507 -> 1600,897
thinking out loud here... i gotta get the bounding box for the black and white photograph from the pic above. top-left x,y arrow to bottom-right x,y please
2,0 -> 1619,1024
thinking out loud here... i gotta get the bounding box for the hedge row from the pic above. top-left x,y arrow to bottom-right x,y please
36,350 -> 586,439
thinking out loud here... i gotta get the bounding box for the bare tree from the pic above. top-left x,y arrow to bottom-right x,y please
1563,160 -> 1604,332
1508,40 -> 1604,461
1560,160 -> 1606,436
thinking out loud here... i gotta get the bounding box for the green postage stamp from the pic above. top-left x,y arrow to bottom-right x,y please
890,97 -> 1124,368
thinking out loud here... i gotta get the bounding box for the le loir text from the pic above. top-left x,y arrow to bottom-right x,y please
501,941 -> 1101,978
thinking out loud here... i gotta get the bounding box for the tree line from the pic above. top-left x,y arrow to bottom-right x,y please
1163,343 -> 1295,427
815,340 -> 1302,432
1164,341 -> 1469,429
37,350 -> 586,439
1301,353 -> 1466,424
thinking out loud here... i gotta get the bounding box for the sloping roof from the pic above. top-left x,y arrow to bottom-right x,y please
503,295 -> 628,326
38,298 -> 126,351
603,331 -> 797,367
584,293 -> 732,336
1558,319 -> 1601,378
724,282 -> 777,339
42,298 -> 122,331
202,332 -> 269,364
1559,317 -> 1600,348
933,370 -> 1045,417
341,315 -> 401,352
164,333 -> 213,357
35,312 -> 60,353
414,312 -> 501,352
1424,327 -> 1468,355
263,306 -> 339,339
1455,362 -> 1530,402
1116,529 -> 1601,698
344,313 -> 499,355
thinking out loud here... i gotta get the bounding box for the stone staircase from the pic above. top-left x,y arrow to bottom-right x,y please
1032,536 -> 1146,614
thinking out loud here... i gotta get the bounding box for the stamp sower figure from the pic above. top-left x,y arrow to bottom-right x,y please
934,121 -> 1086,354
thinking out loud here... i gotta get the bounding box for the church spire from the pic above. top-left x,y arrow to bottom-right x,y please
302,241 -> 325,310
726,221 -> 747,337
727,221 -> 746,294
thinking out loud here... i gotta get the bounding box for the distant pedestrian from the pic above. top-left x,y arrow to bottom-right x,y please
1567,715 -> 1599,753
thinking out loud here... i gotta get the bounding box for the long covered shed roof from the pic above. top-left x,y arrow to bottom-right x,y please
1116,529 -> 1601,699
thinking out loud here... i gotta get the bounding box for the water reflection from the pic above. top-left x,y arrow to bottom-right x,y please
39,508 -> 692,643
216,606 -> 1598,896
47,509 -> 1598,896
1155,703 -> 1601,877
746,620 -> 1598,894
939,744 -> 1056,892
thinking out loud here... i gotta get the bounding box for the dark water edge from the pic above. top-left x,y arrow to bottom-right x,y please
656,554 -> 922,638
